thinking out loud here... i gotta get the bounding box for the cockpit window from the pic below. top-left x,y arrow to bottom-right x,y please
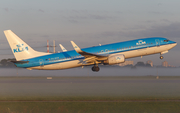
164,40 -> 169,42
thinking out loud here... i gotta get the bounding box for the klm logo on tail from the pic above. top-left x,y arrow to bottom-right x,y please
13,44 -> 28,53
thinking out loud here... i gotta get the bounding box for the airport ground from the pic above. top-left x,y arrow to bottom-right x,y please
0,76 -> 180,113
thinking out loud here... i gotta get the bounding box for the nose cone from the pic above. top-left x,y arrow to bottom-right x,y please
170,42 -> 177,48
169,40 -> 177,47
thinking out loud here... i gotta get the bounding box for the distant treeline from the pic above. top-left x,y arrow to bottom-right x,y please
0,58 -> 16,68
135,62 -> 152,67
119,62 -> 152,68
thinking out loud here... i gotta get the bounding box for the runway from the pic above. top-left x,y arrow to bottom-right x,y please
0,76 -> 180,113
0,76 -> 180,101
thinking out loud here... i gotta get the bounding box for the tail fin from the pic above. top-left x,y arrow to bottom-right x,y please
4,30 -> 50,61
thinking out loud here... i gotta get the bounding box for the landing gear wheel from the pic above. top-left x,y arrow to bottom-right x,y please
160,56 -> 163,59
92,66 -> 95,71
92,66 -> 100,72
95,66 -> 100,72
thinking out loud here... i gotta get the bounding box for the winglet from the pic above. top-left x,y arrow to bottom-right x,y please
70,41 -> 82,53
59,44 -> 67,52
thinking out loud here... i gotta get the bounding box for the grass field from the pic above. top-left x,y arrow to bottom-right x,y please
1,101 -> 180,113
0,76 -> 180,113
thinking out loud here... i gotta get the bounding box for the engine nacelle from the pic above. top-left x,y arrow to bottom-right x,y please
104,54 -> 125,65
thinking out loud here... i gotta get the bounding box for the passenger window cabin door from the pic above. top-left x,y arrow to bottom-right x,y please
155,39 -> 160,46
39,59 -> 44,67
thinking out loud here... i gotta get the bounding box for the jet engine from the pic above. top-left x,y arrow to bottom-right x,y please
103,54 -> 125,65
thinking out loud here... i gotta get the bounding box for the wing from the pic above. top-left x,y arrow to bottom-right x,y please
70,41 -> 107,64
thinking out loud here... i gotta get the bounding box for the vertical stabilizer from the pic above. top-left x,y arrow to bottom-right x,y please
4,30 -> 50,61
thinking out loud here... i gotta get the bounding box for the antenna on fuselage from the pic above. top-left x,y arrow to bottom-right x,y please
47,40 -> 49,53
53,40 -> 55,53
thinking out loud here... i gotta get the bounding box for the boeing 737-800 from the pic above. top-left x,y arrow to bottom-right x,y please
4,30 -> 177,72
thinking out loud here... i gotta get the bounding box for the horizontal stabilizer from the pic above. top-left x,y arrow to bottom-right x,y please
9,60 -> 29,64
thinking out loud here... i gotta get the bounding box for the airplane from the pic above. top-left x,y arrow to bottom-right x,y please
59,44 -> 67,52
4,30 -> 177,72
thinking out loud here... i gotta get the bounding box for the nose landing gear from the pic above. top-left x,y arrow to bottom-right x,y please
160,56 -> 163,59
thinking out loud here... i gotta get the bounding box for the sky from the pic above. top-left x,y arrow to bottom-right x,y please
0,0 -> 180,66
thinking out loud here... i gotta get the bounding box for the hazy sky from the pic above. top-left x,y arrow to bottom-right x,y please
0,0 -> 180,66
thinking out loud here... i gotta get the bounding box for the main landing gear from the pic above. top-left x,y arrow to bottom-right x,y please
92,65 -> 100,72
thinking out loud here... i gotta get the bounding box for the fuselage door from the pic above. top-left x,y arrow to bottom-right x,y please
39,59 -> 44,67
155,39 -> 160,46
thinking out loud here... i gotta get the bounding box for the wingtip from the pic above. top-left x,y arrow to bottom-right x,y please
70,41 -> 76,46
70,41 -> 82,52
4,30 -> 11,33
4,30 -> 11,32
